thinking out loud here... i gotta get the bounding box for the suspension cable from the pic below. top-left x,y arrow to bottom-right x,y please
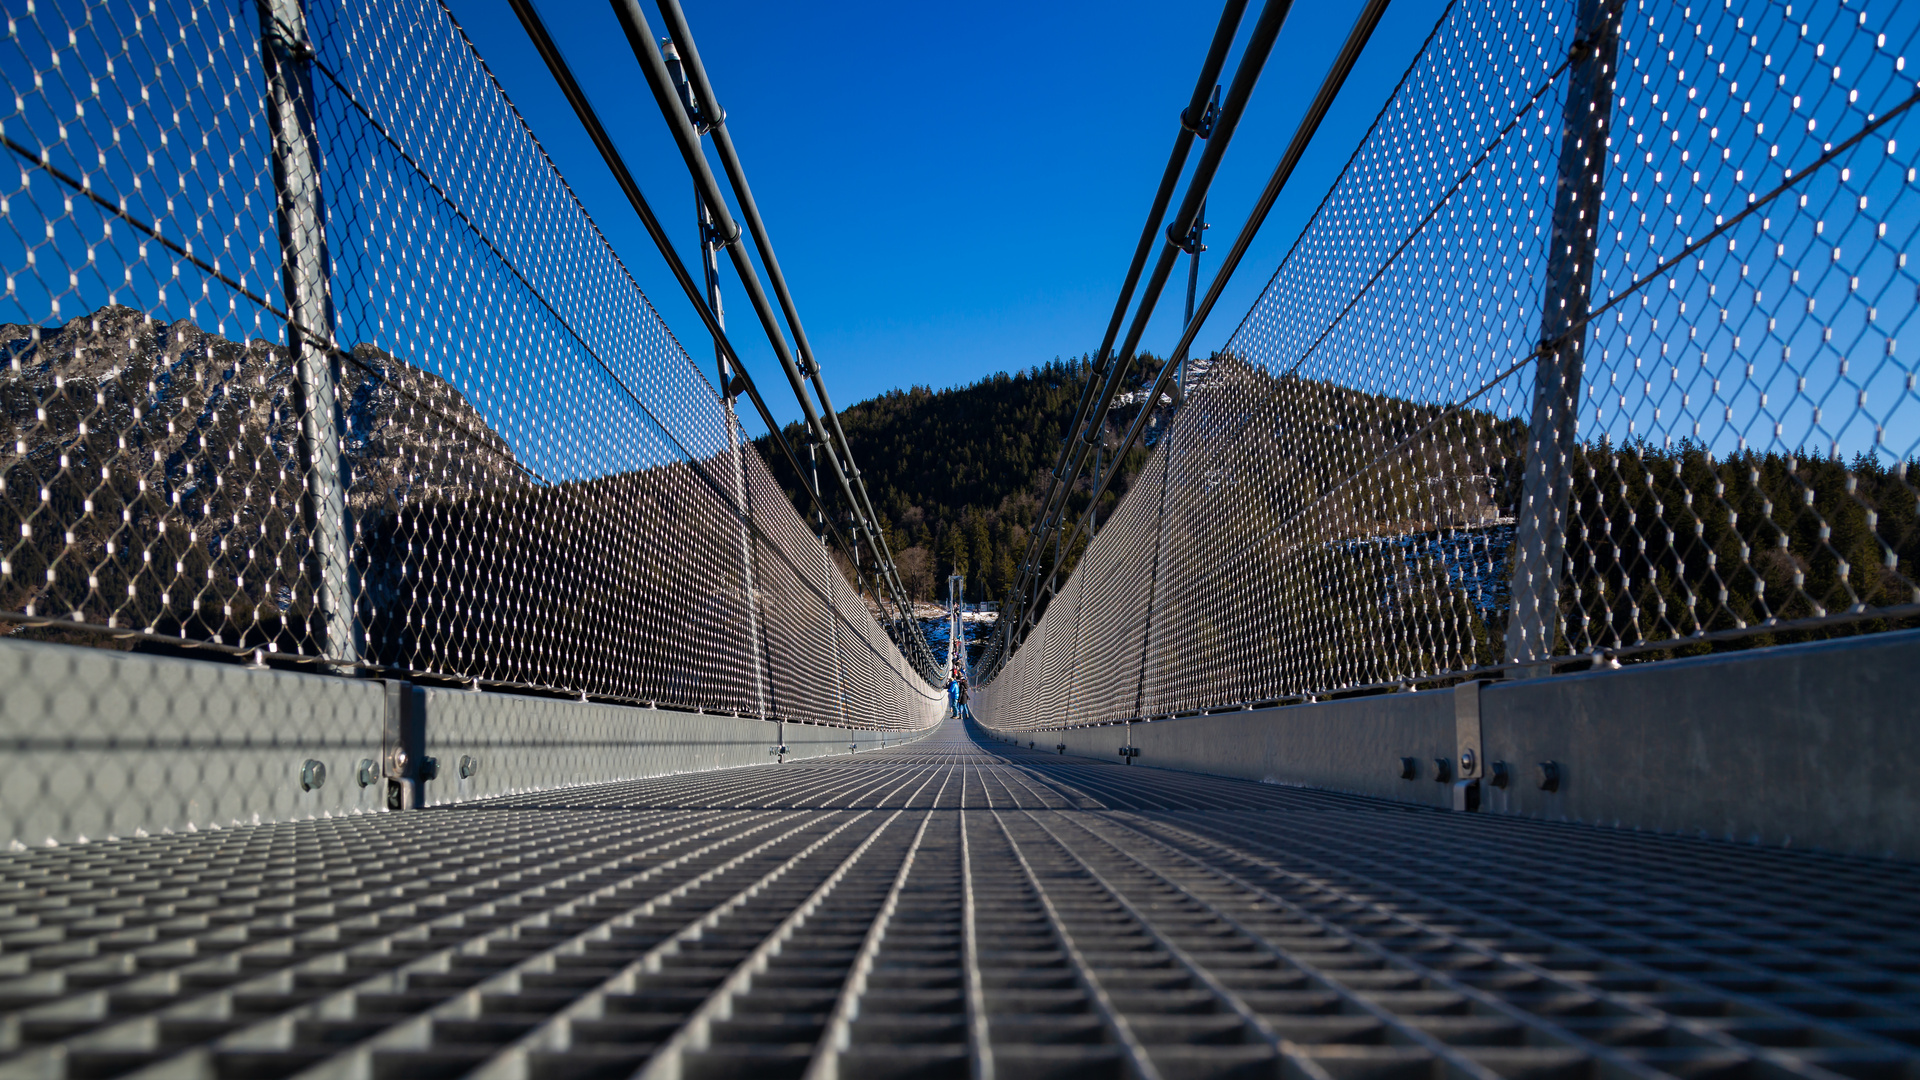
508,0 -> 938,677
990,0 -> 1399,675
604,0 -> 931,668
648,0 -> 916,620
998,0 -> 1251,654
996,0 -> 1298,659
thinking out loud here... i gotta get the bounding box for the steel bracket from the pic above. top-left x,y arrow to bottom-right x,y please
382,679 -> 425,810
1452,679 -> 1489,812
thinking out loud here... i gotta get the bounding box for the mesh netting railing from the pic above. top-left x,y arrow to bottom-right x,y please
979,0 -> 1920,730
0,0 -> 938,729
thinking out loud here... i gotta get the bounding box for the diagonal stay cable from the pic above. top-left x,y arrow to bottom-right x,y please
0,101 -> 893,699
288,15 -> 756,513
487,0 -> 938,678
1033,0 -> 1565,604
1114,84 -> 1920,682
651,0 -> 922,623
1001,0 -> 1252,620
1015,12 -> 1633,661
436,0 -> 887,607
1012,0 -> 1418,637
0,131 -> 551,490
1001,0 -> 1298,647
606,0 -> 929,647
306,0 -> 928,694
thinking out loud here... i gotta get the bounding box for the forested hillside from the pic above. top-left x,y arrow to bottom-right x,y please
755,356 -> 1159,603
760,350 -> 1919,662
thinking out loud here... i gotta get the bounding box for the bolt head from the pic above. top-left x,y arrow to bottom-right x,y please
357,759 -> 378,788
1536,761 -> 1561,792
458,754 -> 478,780
1399,756 -> 1418,780
300,759 -> 327,792
1460,748 -> 1476,774
393,748 -> 408,772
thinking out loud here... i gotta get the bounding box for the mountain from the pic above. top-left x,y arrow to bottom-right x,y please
755,355 -> 1169,603
1,305 -> 518,646
763,350 -> 1919,667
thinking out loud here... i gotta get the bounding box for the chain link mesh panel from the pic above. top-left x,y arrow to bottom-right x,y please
979,0 -> 1920,730
0,0 -> 937,727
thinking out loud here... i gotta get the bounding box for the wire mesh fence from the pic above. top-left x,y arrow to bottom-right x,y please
979,0 -> 1920,730
0,0 -> 936,727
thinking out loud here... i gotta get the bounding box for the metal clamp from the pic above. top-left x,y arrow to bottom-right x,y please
1180,85 -> 1222,138
1451,679 -> 1488,812
1169,216 -> 1209,256
382,680 -> 425,811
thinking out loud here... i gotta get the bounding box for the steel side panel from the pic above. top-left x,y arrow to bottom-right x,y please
422,690 -> 935,806
987,692 -> 1455,807
0,638 -> 387,848
0,637 -> 939,844
985,630 -> 1920,859
1480,629 -> 1920,860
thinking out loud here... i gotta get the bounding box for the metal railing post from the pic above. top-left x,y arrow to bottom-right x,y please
262,0 -> 357,664
664,41 -> 771,720
1504,0 -> 1620,675
825,524 -> 850,728
736,429 -> 771,721
1135,366 -> 1186,719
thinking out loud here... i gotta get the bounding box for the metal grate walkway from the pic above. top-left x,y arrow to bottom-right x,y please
3,720 -> 1917,1080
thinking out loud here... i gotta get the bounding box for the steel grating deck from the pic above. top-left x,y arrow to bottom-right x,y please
2,720 -> 1918,1080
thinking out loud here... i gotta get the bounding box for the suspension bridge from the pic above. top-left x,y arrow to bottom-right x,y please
1,0 -> 1917,1077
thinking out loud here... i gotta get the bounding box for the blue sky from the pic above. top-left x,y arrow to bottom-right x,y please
442,0 -> 1452,436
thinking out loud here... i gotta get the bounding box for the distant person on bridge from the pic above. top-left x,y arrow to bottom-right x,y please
947,674 -> 960,719
957,677 -> 972,721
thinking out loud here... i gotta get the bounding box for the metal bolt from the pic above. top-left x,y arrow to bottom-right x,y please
356,759 -> 378,788
1459,747 -> 1477,774
1536,761 -> 1561,792
393,748 -> 408,774
419,756 -> 440,782
300,759 -> 327,792
1399,756 -> 1418,780
1489,761 -> 1511,789
457,754 -> 478,780
1433,757 -> 1452,783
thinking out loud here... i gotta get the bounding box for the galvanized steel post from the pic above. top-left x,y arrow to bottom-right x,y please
262,0 -> 357,664
663,40 -> 769,720
1504,0 -> 1620,674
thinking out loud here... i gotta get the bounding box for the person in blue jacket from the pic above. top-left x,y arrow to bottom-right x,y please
947,674 -> 960,718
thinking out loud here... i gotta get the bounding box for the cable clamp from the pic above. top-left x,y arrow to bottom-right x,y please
692,103 -> 725,136
1566,10 -> 1618,65
1167,216 -> 1209,255
1180,85 -> 1222,138
699,213 -> 743,247
261,15 -> 315,61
